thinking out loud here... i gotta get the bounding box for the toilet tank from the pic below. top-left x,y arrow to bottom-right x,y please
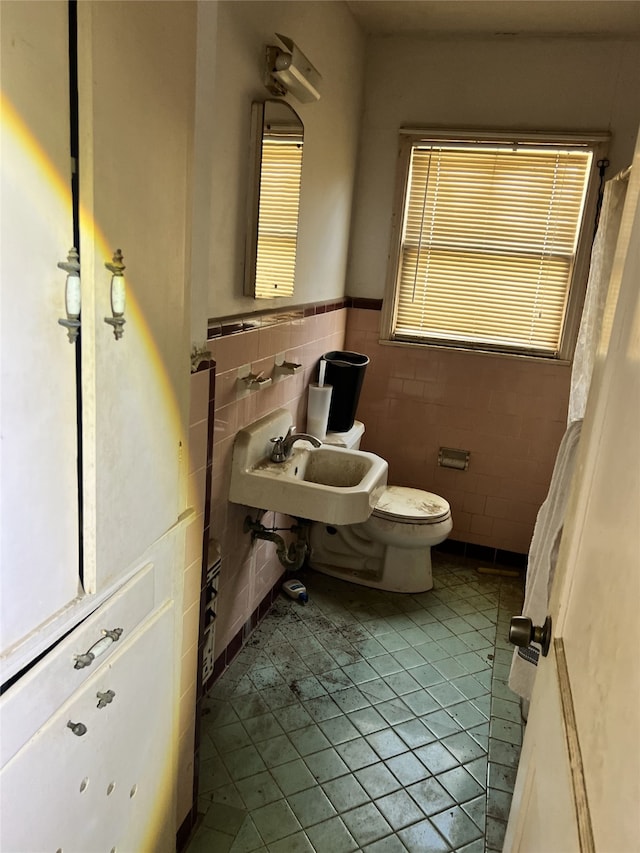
324,421 -> 365,450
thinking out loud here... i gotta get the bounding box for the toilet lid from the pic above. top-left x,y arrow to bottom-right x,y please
373,486 -> 450,523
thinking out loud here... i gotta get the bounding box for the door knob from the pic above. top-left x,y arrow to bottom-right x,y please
509,615 -> 552,657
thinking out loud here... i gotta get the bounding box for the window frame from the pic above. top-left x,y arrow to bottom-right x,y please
381,129 -> 610,361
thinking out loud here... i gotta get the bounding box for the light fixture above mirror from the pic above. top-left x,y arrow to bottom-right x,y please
244,100 -> 304,299
264,34 -> 321,103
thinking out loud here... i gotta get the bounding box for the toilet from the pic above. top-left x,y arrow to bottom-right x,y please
308,422 -> 452,593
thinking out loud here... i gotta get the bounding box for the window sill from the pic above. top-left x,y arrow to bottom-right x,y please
377,337 -> 572,367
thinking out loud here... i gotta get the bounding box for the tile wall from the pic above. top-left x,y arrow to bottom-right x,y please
346,307 -> 571,555
207,307 -> 348,659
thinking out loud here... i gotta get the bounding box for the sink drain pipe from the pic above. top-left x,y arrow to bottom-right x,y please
243,515 -> 310,571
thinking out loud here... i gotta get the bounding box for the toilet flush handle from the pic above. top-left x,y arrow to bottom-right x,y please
509,615 -> 552,657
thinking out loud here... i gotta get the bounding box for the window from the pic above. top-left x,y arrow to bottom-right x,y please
383,131 -> 608,358
254,133 -> 303,299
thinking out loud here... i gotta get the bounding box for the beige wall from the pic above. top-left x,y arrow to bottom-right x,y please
348,35 -> 640,299
192,0 -> 365,323
342,34 -> 640,554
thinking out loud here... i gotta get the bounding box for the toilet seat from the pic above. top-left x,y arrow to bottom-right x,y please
373,486 -> 450,524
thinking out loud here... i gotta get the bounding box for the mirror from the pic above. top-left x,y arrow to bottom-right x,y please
244,100 -> 304,299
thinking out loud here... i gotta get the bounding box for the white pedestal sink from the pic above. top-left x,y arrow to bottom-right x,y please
229,409 -> 388,525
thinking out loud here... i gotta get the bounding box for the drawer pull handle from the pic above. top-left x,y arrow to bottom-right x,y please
74,628 -> 123,670
96,690 -> 116,709
67,720 -> 87,737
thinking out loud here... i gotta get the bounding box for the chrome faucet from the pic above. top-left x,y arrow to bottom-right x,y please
269,426 -> 321,462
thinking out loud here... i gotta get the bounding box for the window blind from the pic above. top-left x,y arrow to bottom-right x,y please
254,136 -> 303,299
394,144 -> 593,355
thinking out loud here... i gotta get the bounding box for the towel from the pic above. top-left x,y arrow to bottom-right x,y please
508,419 -> 583,701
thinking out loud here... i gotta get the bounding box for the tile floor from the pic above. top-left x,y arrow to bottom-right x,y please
187,552 -> 525,853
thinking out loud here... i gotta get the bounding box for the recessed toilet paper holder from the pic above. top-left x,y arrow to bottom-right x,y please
438,447 -> 470,470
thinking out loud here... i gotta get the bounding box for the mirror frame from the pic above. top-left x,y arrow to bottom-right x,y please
244,99 -> 304,298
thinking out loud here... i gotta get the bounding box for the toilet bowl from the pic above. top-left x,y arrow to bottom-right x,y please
308,423 -> 452,593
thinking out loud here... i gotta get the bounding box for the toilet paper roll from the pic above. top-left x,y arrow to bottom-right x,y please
307,383 -> 333,440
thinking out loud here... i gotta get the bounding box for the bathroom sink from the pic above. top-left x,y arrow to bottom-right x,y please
229,409 -> 388,525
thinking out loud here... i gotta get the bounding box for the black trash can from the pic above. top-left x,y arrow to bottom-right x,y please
320,351 -> 370,432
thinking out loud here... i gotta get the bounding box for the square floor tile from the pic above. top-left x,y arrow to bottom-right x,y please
305,816 -> 358,853
268,831 -> 314,853
489,737 -> 521,768
241,713 -> 283,744
290,675 -> 328,701
341,803 -> 393,847
227,815 -> 263,852
414,741 -> 458,774
374,789 -> 425,830
250,799 -> 301,844
275,702 -> 315,732
322,774 -> 370,812
437,765 -> 485,803
401,689 -> 440,716
211,722 -> 252,754
375,698 -> 414,726
394,717 -> 436,749
383,671 -> 421,696
319,715 -> 360,745
385,752 -> 430,786
355,762 -> 402,799
304,747 -> 350,783
335,737 -> 380,771
342,661 -> 379,684
462,793 -> 486,830
235,770 -> 283,810
222,745 -> 267,781
331,686 -> 371,713
376,632 -> 410,653
270,759 -> 317,796
366,728 -> 410,760
303,694 -> 343,722
202,800 -> 247,835
398,818 -> 450,853
288,786 -> 336,827
391,646 -> 426,670
256,733 -> 299,768
348,706 -> 387,735
318,669 -> 354,693
360,678 -> 397,704
406,778 -> 455,816
363,835 -> 408,853
369,654 -> 404,677
288,725 -> 331,757
427,680 -> 467,708
431,805 -> 483,848
490,716 -> 522,745
442,730 -> 487,764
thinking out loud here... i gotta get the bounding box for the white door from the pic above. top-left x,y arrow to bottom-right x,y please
0,1 -> 80,659
504,135 -> 640,850
76,0 -> 195,593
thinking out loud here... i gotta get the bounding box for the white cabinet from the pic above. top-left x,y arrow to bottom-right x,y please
76,0 -> 196,594
1,0 -> 197,847
1,603 -> 176,853
0,0 -> 80,662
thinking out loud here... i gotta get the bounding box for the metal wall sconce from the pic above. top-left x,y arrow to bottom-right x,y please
264,33 -> 321,103
104,249 -> 127,340
57,247 -> 81,343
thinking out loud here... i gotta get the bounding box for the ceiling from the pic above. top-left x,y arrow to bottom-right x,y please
345,1 -> 640,37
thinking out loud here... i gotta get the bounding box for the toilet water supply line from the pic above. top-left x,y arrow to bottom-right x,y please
243,514 -> 311,571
